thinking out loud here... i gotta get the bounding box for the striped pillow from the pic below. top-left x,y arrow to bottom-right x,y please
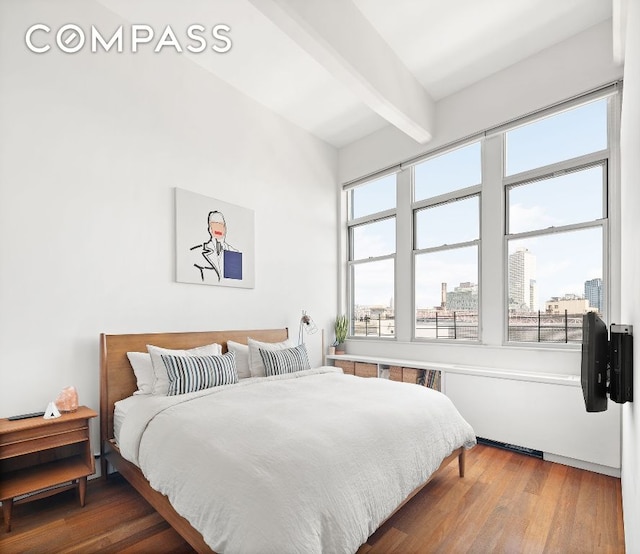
161,351 -> 238,396
259,343 -> 311,377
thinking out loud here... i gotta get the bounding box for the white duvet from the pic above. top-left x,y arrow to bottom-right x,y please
118,367 -> 476,554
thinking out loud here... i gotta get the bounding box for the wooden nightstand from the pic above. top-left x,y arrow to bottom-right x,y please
0,406 -> 97,532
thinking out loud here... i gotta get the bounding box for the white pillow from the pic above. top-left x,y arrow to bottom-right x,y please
247,337 -> 293,378
127,352 -> 154,395
147,342 -> 222,395
226,340 -> 251,379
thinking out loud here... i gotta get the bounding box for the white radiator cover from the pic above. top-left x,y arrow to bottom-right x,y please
445,372 -> 621,472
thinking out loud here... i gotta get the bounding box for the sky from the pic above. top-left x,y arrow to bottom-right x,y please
350,98 -> 608,311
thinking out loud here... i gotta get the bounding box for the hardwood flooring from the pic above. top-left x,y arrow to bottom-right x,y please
0,444 -> 624,553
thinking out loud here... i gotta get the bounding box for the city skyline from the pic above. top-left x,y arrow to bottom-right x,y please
354,270 -> 603,319
355,269 -> 603,316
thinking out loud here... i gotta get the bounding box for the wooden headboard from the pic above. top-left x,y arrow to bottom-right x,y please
99,328 -> 288,450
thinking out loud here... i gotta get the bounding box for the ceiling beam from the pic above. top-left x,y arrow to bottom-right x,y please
248,0 -> 435,144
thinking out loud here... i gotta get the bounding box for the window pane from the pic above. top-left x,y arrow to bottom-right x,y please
352,259 -> 395,338
414,142 -> 481,201
507,227 -> 603,343
351,174 -> 396,219
415,196 -> 479,250
352,217 -> 395,260
415,246 -> 478,340
508,166 -> 604,234
506,99 -> 607,176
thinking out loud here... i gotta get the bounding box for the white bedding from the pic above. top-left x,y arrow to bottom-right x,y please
118,366 -> 476,554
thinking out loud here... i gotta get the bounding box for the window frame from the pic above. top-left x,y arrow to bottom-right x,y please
341,83 -> 620,349
502,105 -> 612,346
412,183 -> 482,342
346,181 -> 398,340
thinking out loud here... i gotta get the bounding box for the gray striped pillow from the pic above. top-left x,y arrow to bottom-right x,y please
259,343 -> 311,376
161,351 -> 238,396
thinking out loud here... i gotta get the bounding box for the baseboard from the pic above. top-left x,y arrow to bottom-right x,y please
544,452 -> 621,477
477,436 -> 543,458
477,438 -> 621,477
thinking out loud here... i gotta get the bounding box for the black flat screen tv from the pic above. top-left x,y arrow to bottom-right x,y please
581,312 -> 609,412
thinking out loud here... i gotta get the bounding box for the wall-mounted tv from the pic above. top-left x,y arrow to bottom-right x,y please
581,312 -> 609,412
581,312 -> 633,413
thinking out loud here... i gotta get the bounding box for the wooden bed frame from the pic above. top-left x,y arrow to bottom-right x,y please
100,328 -> 465,554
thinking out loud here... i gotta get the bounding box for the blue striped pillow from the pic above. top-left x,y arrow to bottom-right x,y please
161,351 -> 238,396
259,343 -> 311,376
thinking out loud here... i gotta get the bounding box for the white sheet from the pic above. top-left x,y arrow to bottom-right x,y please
118,367 -> 476,554
114,395 -> 143,444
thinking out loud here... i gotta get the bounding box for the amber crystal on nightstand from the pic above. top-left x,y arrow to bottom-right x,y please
55,386 -> 78,412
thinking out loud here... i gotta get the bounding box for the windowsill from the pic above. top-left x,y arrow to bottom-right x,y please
326,352 -> 580,387
347,336 -> 580,352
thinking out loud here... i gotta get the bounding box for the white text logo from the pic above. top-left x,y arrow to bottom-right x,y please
25,24 -> 232,54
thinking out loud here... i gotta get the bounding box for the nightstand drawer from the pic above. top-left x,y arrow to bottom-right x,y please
0,427 -> 89,460
0,419 -> 85,448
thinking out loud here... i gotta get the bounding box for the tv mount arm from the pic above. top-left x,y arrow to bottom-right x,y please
607,324 -> 633,404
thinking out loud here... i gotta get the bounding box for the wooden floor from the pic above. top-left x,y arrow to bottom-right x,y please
0,444 -> 624,553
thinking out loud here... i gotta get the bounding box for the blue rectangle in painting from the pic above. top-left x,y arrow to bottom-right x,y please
224,250 -> 243,280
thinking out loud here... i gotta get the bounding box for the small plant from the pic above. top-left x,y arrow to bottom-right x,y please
334,314 -> 348,345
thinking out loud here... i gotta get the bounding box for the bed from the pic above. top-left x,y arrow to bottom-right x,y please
100,328 -> 476,554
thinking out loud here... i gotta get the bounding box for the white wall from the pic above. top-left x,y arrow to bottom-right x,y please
0,0 -> 338,449
337,19 -> 625,473
619,0 -> 640,549
339,19 -> 622,184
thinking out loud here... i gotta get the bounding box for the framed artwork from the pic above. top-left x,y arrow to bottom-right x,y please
175,188 -> 255,288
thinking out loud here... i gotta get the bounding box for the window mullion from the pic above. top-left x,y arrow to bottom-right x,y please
395,168 -> 413,342
481,134 -> 504,346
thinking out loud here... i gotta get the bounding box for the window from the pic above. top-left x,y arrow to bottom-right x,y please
413,142 -> 482,340
505,100 -> 607,176
348,174 -> 396,337
414,142 -> 481,200
505,98 -> 609,343
343,87 -> 618,347
351,173 -> 396,219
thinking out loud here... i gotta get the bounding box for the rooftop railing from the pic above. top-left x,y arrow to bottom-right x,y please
351,310 -> 587,343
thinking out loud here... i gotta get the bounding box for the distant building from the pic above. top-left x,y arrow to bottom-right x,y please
369,305 -> 391,318
446,282 -> 478,312
508,247 -> 537,312
354,304 -> 393,321
416,306 -> 446,320
545,294 -> 590,315
529,279 -> 537,313
584,278 -> 603,312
